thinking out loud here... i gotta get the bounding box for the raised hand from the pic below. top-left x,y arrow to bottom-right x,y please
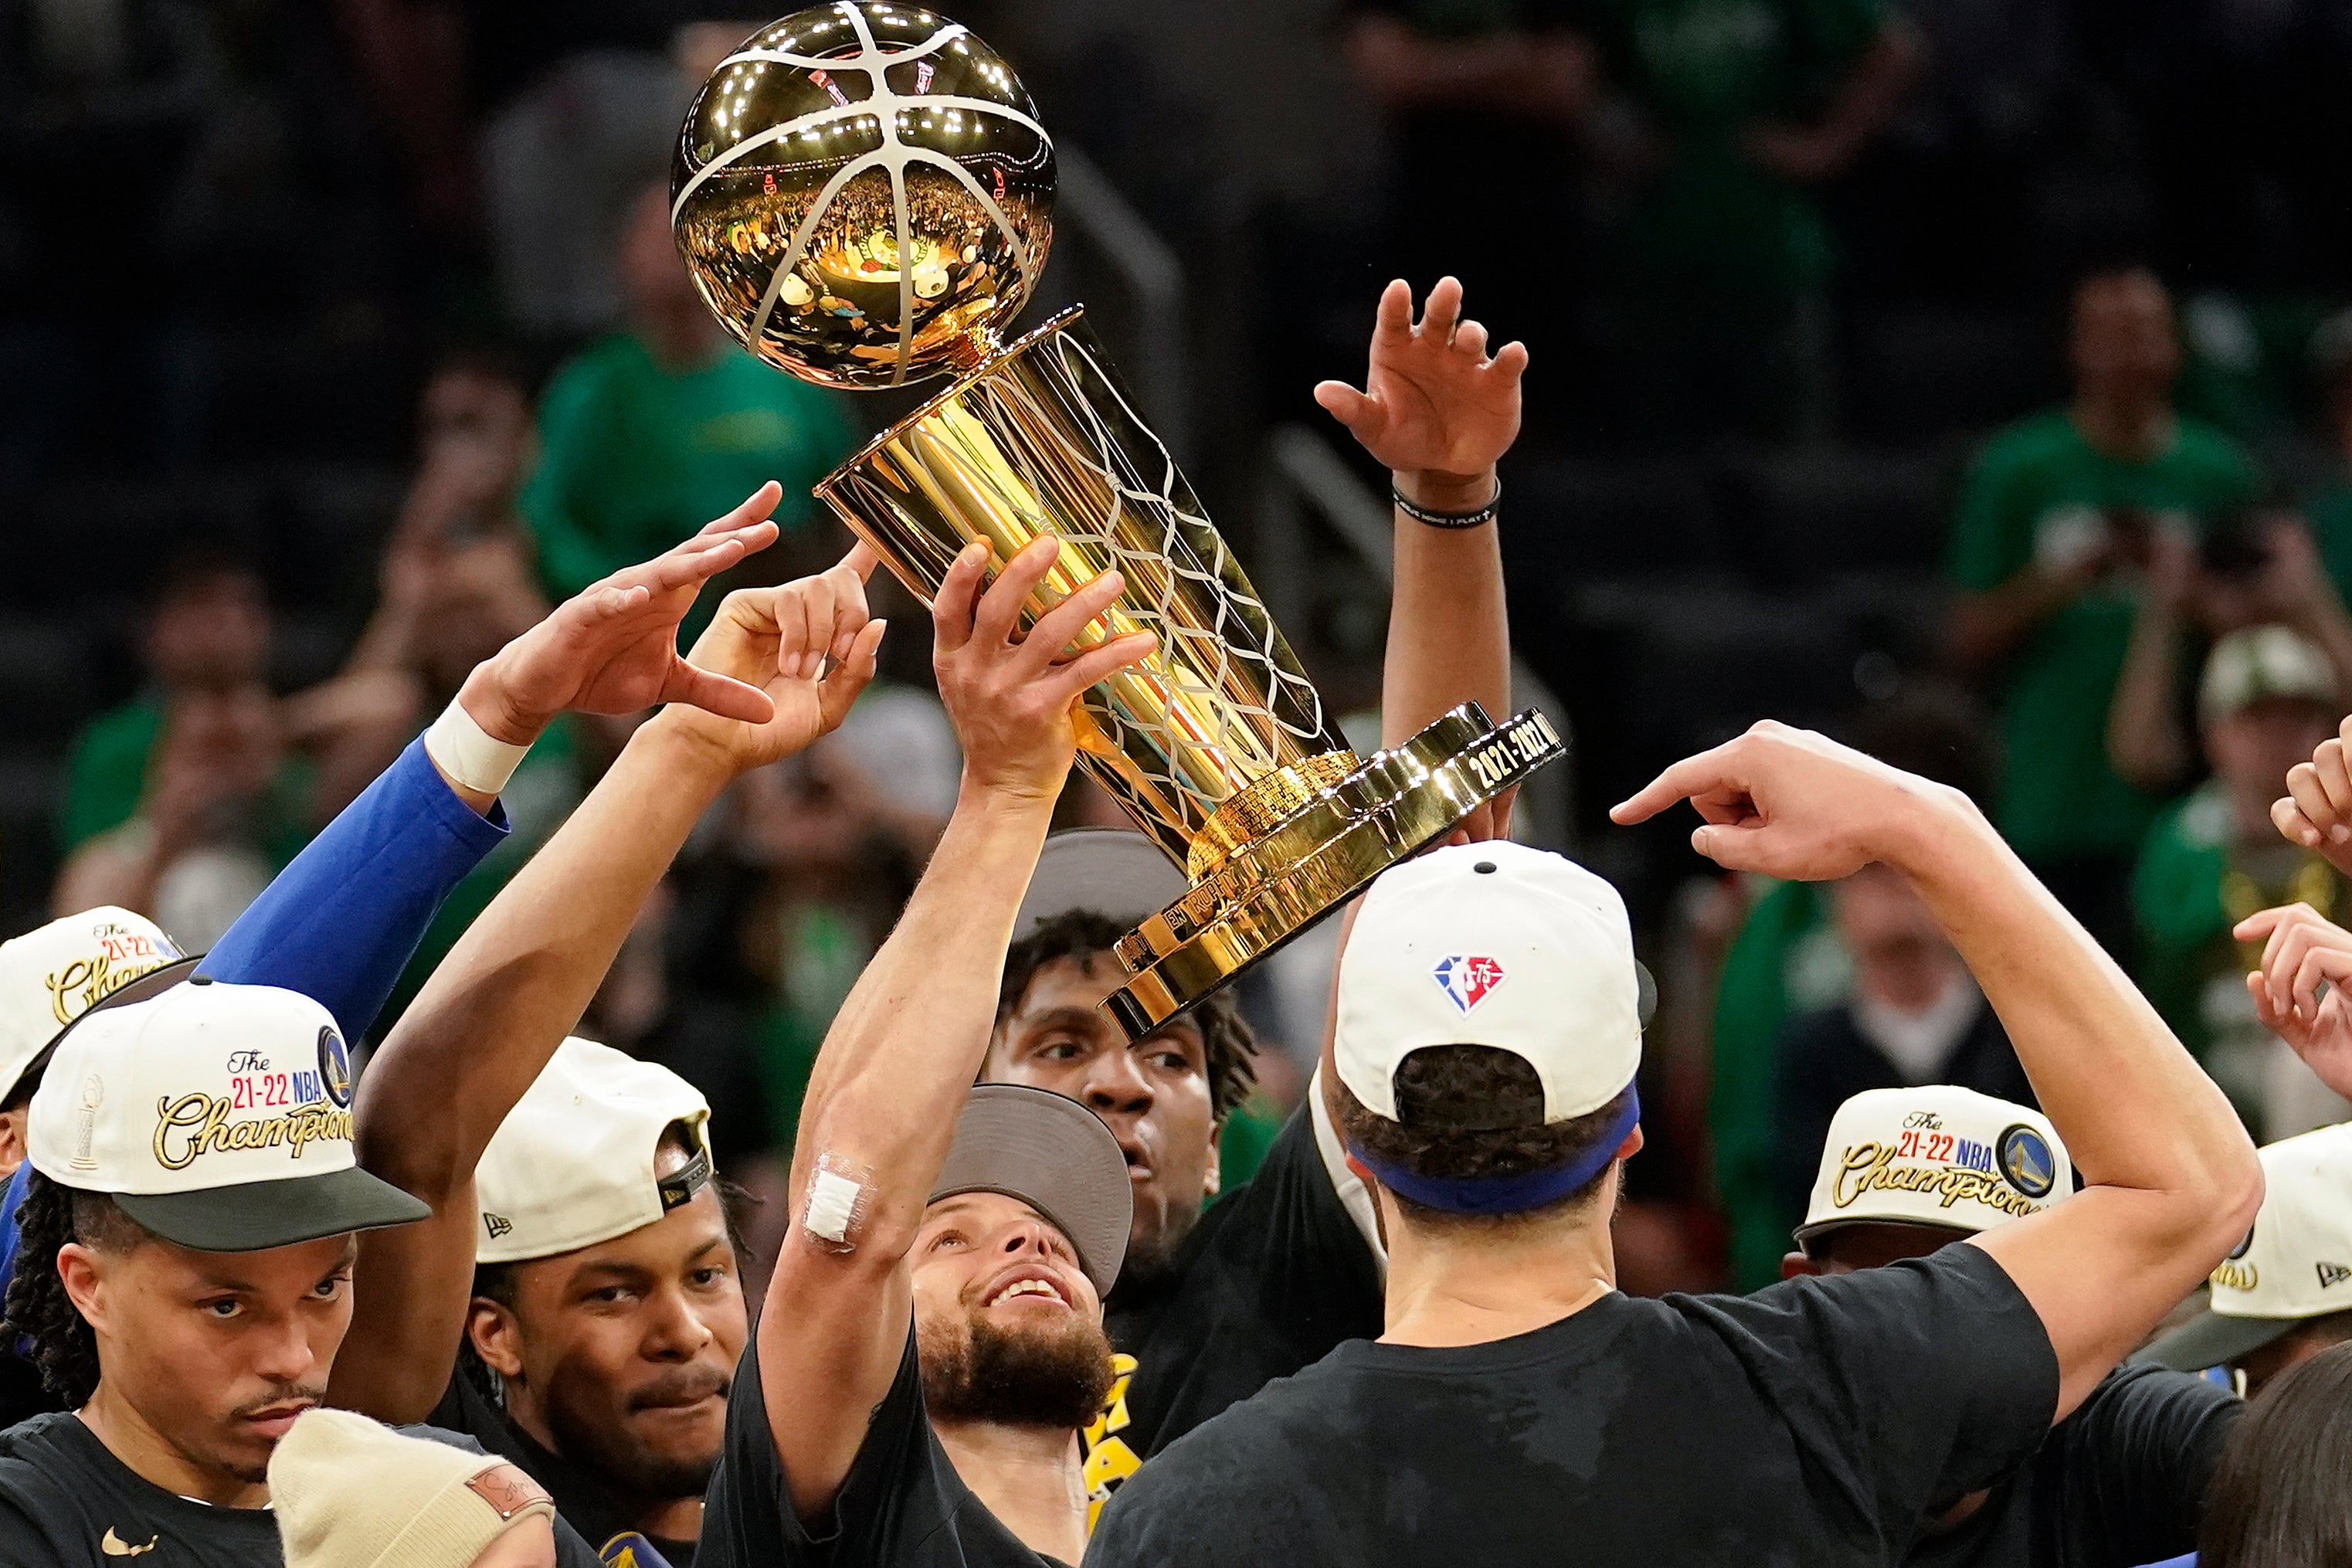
660,539 -> 888,774
931,535 -> 1157,803
460,484 -> 786,742
1315,277 -> 1527,503
2234,901 -> 2352,1101
1609,719 -> 1970,881
2272,717 -> 2352,874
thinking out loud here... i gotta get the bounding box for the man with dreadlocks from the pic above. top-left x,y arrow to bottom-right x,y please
974,276 -> 1531,1522
0,506 -> 801,1565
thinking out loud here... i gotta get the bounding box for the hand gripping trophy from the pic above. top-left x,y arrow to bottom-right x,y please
671,2 -> 1566,1037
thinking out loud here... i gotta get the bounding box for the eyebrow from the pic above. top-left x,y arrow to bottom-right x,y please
565,1260 -> 656,1288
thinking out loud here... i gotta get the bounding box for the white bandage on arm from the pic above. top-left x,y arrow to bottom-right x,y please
423,699 -> 533,796
802,1153 -> 874,1253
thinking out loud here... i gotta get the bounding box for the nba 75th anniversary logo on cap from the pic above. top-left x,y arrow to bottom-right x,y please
26,978 -> 426,1252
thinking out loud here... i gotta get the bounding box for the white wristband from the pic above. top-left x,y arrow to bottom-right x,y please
424,699 -> 533,796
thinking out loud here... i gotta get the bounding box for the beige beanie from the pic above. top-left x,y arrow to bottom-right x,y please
270,1408 -> 556,1568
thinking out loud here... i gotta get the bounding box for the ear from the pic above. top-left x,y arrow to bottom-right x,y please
1202,1134 -> 1222,1201
1615,1125 -> 1644,1162
56,1243 -> 109,1334
0,1107 -> 25,1173
1782,1251 -> 1822,1281
467,1296 -> 526,1383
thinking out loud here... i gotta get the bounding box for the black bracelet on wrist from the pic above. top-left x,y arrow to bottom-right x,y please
1392,476 -> 1501,529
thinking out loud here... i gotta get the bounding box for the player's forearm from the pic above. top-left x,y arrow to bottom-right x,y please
1892,797 -> 2258,1223
1383,472 -> 1509,748
787,781 -> 1059,1244
355,719 -> 735,1196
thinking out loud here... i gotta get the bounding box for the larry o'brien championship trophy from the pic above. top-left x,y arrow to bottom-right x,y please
671,2 -> 1566,1037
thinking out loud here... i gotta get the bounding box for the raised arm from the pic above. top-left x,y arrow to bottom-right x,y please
1614,721 -> 2262,1421
759,536 -> 1152,1519
1319,277 -> 1526,832
333,490 -> 883,1421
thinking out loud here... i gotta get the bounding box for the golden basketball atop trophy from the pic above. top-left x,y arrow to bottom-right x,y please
670,2 -> 1053,389
674,3 -> 1566,1038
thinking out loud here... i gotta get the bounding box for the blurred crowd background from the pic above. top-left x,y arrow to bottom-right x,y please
7,0 -> 2352,1294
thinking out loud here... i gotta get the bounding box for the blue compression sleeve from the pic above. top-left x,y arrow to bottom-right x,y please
196,735 -> 508,1040
3,737 -> 507,1356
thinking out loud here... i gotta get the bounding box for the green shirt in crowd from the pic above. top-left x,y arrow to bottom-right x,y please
2133,780 -> 2348,1134
1709,877 -> 1854,1291
1585,0 -> 1888,304
58,697 -> 316,867
1946,410 -> 2261,863
521,335 -> 856,600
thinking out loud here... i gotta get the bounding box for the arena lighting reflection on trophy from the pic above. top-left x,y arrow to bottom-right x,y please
670,1 -> 1566,1037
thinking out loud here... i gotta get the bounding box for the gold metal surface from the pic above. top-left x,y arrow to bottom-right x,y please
670,4 -> 1054,390
1186,751 -> 1360,881
820,307 -> 1354,871
1104,707 -> 1569,1039
816,304 -> 1570,1040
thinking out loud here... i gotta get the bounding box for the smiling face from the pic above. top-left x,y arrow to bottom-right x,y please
470,1182 -> 748,1505
911,1191 -> 1114,1430
61,1228 -> 356,1492
983,952 -> 1220,1280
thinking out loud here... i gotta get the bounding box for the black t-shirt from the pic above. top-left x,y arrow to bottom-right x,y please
1090,1244 -> 2060,1567
697,1330 -> 1060,1568
0,1346 -> 55,1434
1090,1103 -> 1383,1516
0,1410 -> 603,1567
1908,1363 -> 2239,1568
430,1361 -> 701,1566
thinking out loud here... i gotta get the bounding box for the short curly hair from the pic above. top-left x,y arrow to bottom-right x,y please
1333,1045 -> 1634,1230
999,911 -> 1258,1120
1,1170 -> 151,1407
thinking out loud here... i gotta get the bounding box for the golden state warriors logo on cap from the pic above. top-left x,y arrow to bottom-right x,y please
317,1027 -> 353,1108
1997,1123 -> 2056,1199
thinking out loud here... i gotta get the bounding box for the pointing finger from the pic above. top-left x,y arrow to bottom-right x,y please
698,482 -> 783,537
1611,741 -> 1743,826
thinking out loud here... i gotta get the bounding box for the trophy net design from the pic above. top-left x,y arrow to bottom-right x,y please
677,2 -> 1567,1037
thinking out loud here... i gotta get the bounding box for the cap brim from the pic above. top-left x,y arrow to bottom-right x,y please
1013,829 -> 1190,935
1791,1214 -> 1984,1247
2136,1307 -> 2301,1373
2,954 -> 202,1106
929,1084 -> 1132,1295
117,1166 -> 430,1253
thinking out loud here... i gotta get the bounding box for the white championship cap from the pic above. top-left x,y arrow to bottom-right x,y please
1796,1086 -> 2072,1247
2143,1122 -> 2352,1371
27,978 -> 426,1251
1336,841 -> 1643,1124
0,907 -> 194,1105
2199,623 -> 2339,723
475,1038 -> 714,1264
1334,843 -> 1646,1216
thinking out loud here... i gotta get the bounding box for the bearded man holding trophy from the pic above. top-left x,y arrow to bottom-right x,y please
670,7 -> 1566,1565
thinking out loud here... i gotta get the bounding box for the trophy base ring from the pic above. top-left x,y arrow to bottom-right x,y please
1100,703 -> 1568,1041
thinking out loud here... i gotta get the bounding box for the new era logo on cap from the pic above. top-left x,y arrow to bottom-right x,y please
2143,1123 -> 2352,1373
1431,955 -> 1506,1015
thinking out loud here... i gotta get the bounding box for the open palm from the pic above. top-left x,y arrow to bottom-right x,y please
665,541 -> 887,773
480,485 -> 788,739
1315,277 -> 1527,480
